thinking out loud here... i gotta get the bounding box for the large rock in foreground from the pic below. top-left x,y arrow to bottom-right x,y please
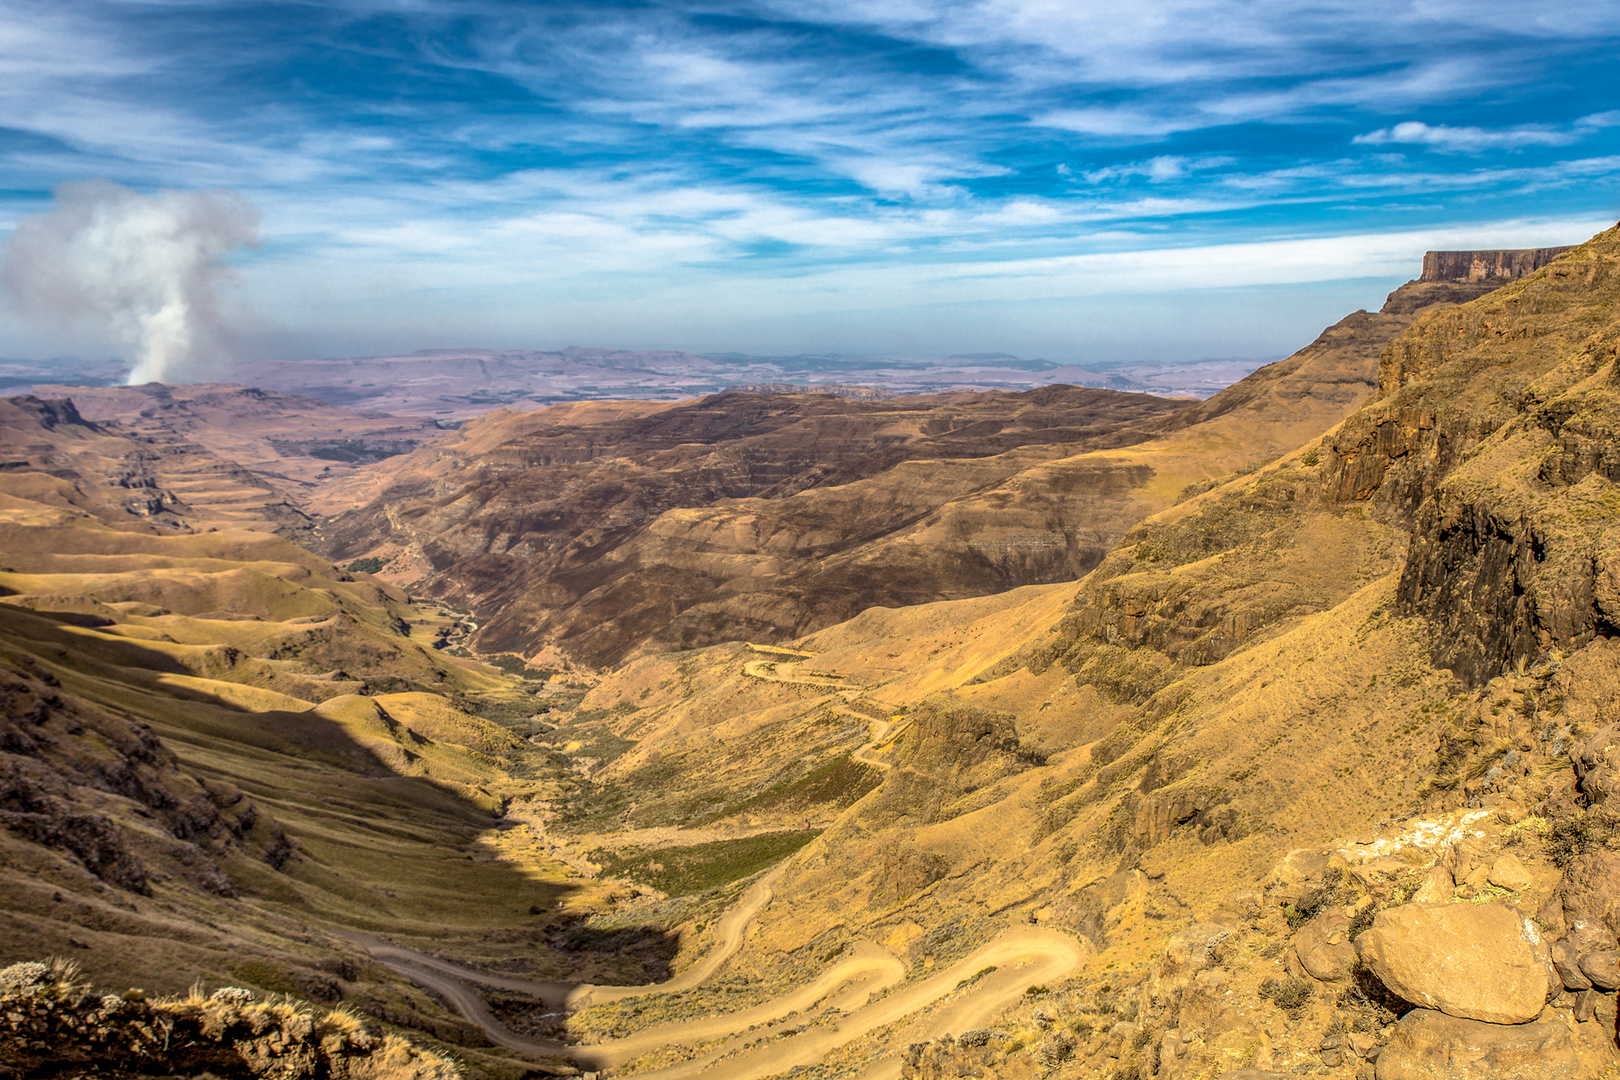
1356,902 -> 1551,1024
1375,1008 -> 1577,1079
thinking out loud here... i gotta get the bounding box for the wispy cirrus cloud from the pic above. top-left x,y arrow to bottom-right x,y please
1,0 -> 1618,365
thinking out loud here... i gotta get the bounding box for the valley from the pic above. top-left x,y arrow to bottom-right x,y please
5,237 -> 1620,1080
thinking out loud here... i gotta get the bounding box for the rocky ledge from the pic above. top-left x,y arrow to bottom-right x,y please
0,960 -> 458,1080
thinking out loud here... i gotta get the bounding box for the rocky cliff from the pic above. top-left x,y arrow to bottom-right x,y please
1421,246 -> 1574,283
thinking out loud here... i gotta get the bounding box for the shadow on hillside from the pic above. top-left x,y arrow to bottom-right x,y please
0,603 -> 679,1062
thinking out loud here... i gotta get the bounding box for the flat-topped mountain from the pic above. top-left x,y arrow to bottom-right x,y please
1421,245 -> 1574,282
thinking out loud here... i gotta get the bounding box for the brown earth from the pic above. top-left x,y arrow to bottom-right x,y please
320,273 -> 1501,669
7,235 -> 1620,1080
318,384 -> 1188,666
492,227 -> 1620,1077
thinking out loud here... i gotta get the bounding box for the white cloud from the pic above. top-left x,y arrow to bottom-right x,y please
1355,121 -> 1576,152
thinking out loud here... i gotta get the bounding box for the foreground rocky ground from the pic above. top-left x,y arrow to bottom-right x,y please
0,960 -> 458,1079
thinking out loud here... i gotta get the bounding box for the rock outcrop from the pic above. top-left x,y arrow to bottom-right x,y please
1376,1008 -> 1579,1080
1354,902 -> 1552,1024
0,962 -> 458,1080
1421,247 -> 1574,283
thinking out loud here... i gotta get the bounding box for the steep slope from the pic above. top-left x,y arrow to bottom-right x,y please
320,385 -> 1187,665
325,266 -> 1507,669
0,402 -> 677,1078
470,229 -> 1620,1077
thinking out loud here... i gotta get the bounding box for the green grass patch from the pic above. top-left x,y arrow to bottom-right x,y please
591,830 -> 822,897
344,557 -> 389,575
227,959 -> 301,997
698,754 -> 882,825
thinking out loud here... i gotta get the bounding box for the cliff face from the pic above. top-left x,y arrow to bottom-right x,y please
1326,226 -> 1620,684
1421,246 -> 1574,283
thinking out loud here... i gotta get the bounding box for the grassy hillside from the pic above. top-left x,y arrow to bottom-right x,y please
540,226 -> 1620,1076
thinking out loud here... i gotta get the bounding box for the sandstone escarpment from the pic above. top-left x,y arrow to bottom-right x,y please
1421,246 -> 1574,283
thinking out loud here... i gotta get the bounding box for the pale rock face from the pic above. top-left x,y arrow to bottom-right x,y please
1410,866 -> 1454,905
1486,854 -> 1533,893
1355,903 -> 1553,1024
1374,1008 -> 1578,1080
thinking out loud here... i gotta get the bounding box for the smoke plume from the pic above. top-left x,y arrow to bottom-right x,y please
2,180 -> 260,384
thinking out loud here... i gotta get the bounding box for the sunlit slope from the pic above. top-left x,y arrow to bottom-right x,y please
325,278 -> 1489,670
539,228 -> 1620,1074
0,395 -> 314,536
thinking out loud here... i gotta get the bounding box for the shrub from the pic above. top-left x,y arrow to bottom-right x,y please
344,557 -> 389,575
1285,868 -> 1348,930
1300,447 -> 1321,467
1259,975 -> 1313,1015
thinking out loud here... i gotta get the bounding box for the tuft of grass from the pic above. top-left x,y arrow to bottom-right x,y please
1259,975 -> 1313,1016
956,966 -> 998,989
1544,814 -> 1620,868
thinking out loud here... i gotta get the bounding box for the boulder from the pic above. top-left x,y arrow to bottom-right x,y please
1266,849 -> 1331,902
1149,922 -> 1234,1006
1355,902 -> 1553,1024
1573,724 -> 1620,805
1573,989 -> 1612,1023
1375,1008 -> 1578,1079
1580,949 -> 1620,990
1552,938 -> 1593,990
1487,854 -> 1533,893
1105,1021 -> 1136,1057
1292,912 -> 1356,984
1410,866 -> 1454,905
1560,850 -> 1620,940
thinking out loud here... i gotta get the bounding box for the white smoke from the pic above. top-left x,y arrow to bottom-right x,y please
1,179 -> 260,384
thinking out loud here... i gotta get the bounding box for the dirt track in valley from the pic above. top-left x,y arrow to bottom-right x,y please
345,648 -> 1087,1076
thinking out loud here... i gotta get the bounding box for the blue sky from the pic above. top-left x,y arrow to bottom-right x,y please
2,0 -> 1618,367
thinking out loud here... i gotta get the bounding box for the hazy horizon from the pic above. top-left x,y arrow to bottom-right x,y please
1,2 -> 1617,379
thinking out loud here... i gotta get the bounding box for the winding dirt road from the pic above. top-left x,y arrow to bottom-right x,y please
343,648 -> 1089,1076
